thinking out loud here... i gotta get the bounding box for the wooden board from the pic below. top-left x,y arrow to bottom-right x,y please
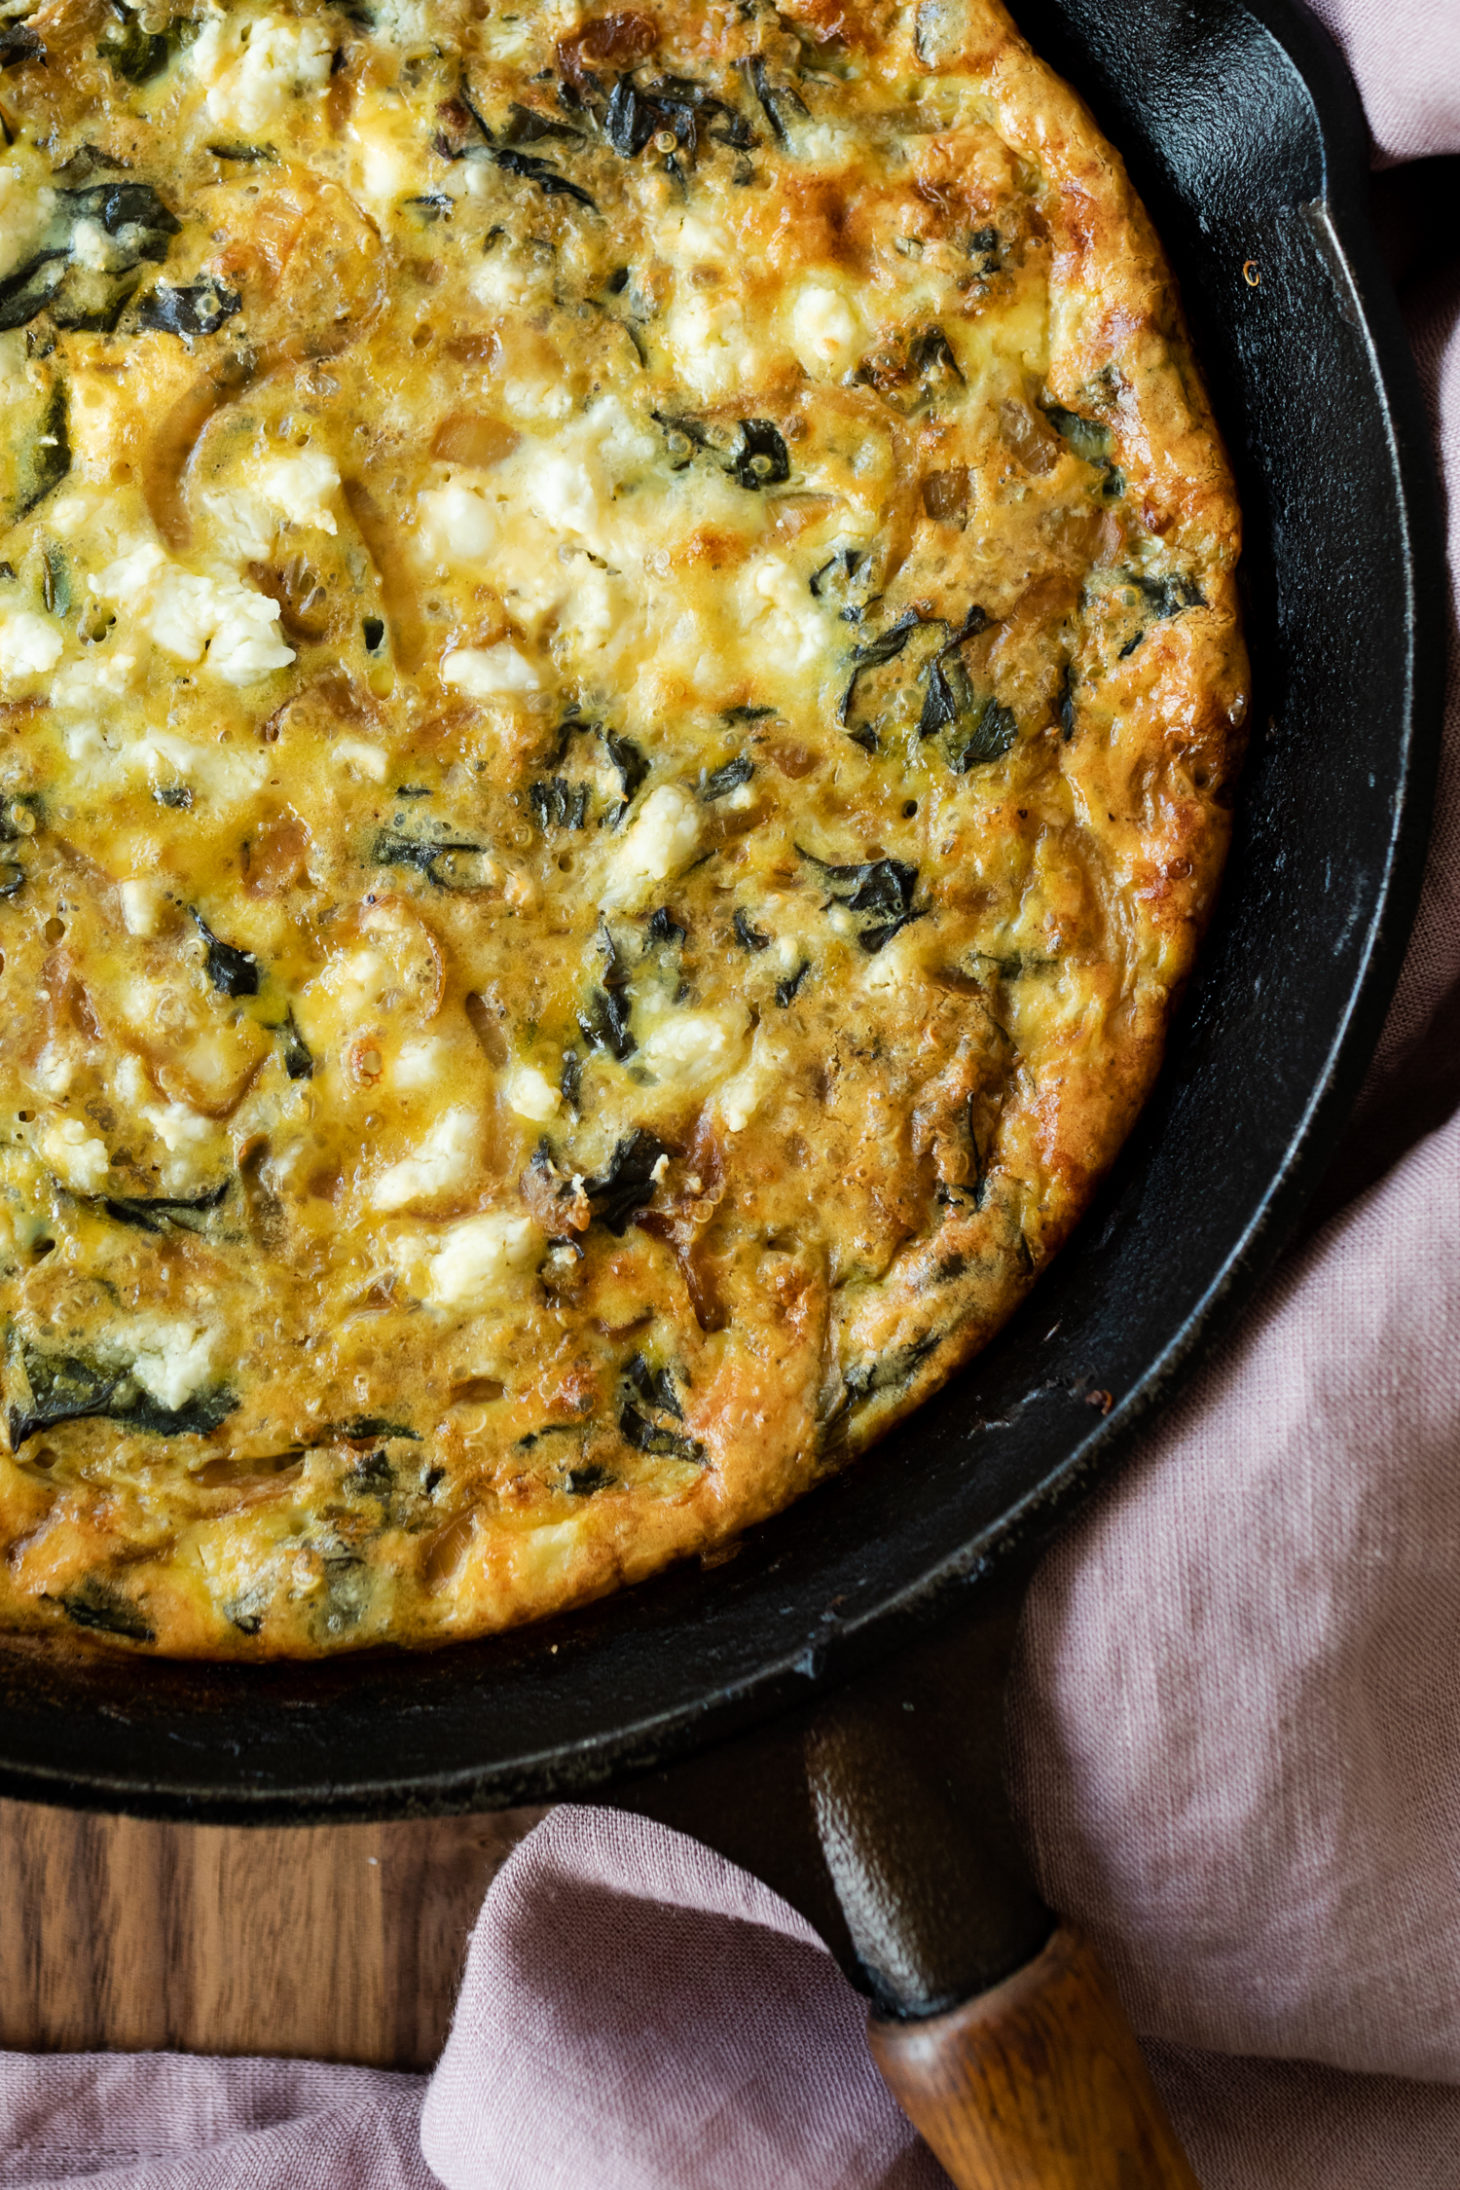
0,1797 -> 544,2069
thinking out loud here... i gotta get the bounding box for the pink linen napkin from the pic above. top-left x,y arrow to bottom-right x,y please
3,1 -> 1458,2184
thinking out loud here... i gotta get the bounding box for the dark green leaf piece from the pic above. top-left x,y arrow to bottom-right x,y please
7,1345 -> 237,1449
603,730 -> 648,813
279,1011 -> 314,1080
0,21 -> 43,67
838,608 -> 921,725
775,957 -> 810,1007
493,146 -> 597,211
326,1416 -> 419,1441
645,905 -> 686,947
626,1353 -> 682,1418
99,1180 -> 230,1234
563,1463 -> 615,1494
700,754 -> 754,800
619,1403 -> 705,1463
59,1579 -> 155,1645
193,909 -> 260,997
137,277 -> 242,337
12,378 -> 70,518
578,985 -> 635,1060
733,908 -> 770,952
798,848 -> 923,953
530,776 -> 589,830
729,419 -> 789,491
585,1129 -> 667,1233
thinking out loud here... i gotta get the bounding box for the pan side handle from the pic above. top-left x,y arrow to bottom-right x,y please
868,1923 -> 1199,2190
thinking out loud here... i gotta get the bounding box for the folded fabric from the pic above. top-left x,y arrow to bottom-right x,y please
2,1 -> 1457,2184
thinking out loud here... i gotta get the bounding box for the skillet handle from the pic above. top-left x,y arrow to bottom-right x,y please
868,1922 -> 1199,2190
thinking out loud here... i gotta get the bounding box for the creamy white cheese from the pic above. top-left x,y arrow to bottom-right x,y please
502,1061 -> 560,1124
599,785 -> 702,911
197,12 -> 333,133
440,643 -> 540,699
789,283 -> 864,378
0,609 -> 63,683
372,1106 -> 484,1211
39,1116 -> 110,1194
101,1315 -> 218,1411
424,1210 -> 539,1310
89,545 -> 294,686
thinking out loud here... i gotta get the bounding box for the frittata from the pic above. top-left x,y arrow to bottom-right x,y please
0,0 -> 1247,1654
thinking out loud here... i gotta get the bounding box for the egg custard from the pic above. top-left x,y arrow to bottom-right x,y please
0,0 -> 1246,1654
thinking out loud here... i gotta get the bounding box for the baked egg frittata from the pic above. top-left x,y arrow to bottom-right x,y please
0,0 -> 1247,1654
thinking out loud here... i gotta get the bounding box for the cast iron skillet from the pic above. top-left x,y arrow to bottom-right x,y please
0,6 -> 1445,2168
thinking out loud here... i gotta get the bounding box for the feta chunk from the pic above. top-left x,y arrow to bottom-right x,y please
640,1008 -> 748,1090
503,1061 -> 560,1124
440,643 -> 540,699
418,481 -> 500,565
106,1316 -> 217,1411
372,1105 -> 484,1212
599,784 -> 702,910
90,545 -> 294,687
333,736 -> 388,782
790,283 -> 864,378
119,878 -> 167,937
39,1116 -> 109,1193
255,448 -> 341,534
664,292 -> 764,398
200,13 -> 333,133
0,610 -> 64,683
425,1211 -> 539,1310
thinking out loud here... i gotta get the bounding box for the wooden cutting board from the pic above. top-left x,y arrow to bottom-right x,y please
0,1797 -> 544,2069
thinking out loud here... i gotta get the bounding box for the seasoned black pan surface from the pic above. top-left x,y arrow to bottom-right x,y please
0,0 -> 1444,1821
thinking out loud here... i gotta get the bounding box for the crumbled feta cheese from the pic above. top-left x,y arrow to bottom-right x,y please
424,1211 -> 539,1310
90,545 -> 294,686
119,878 -> 166,937
255,448 -> 341,534
440,643 -> 540,699
200,13 -> 333,133
105,1316 -> 217,1411
391,1037 -> 452,1092
372,1106 -> 484,1211
30,1047 -> 74,1099
39,1116 -> 110,1193
641,1008 -> 748,1089
742,554 -> 830,670
663,292 -> 764,399
790,283 -> 864,378
70,216 -> 125,273
530,452 -> 603,540
418,481 -> 500,564
51,648 -> 140,710
599,784 -> 702,910
333,736 -> 388,782
503,1061 -> 560,1124
0,610 -> 64,683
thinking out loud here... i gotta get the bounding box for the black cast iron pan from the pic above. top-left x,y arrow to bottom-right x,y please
0,0 -> 1446,2177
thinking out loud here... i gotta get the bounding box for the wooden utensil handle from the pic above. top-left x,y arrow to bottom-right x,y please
869,1923 -> 1199,2189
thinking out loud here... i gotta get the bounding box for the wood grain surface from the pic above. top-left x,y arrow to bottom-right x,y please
870,1924 -> 1199,2190
0,1798 -> 544,2069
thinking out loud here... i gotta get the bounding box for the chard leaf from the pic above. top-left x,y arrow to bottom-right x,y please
137,277 -> 242,338
584,1128 -> 667,1232
700,754 -> 754,800
192,909 -> 260,998
619,1403 -> 705,1462
493,146 -> 597,211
